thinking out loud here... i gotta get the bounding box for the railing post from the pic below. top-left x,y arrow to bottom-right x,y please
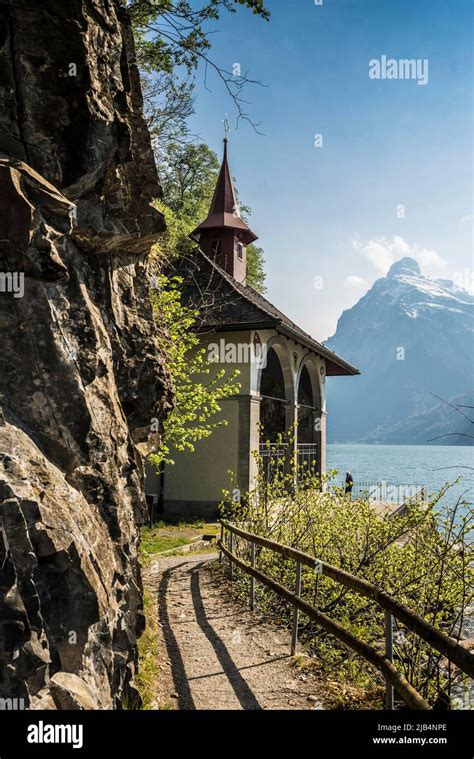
229,530 -> 234,580
219,523 -> 224,563
385,610 -> 394,710
291,561 -> 302,655
250,542 -> 256,611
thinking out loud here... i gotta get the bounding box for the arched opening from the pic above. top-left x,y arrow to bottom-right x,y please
295,358 -> 324,475
259,347 -> 287,443
297,364 -> 315,444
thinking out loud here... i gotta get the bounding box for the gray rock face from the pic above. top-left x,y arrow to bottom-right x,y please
0,1 -> 172,708
50,672 -> 99,710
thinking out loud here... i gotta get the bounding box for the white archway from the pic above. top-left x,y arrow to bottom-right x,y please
295,352 -> 327,475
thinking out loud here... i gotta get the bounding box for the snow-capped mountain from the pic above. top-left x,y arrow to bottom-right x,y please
325,257 -> 474,444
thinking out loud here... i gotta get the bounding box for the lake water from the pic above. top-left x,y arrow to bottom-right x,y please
327,443 -> 474,510
328,443 -> 473,707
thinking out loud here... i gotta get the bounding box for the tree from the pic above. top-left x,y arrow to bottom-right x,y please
130,2 -> 269,464
155,141 -> 267,292
148,274 -> 240,466
128,2 -> 269,291
124,0 -> 270,154
159,142 -> 219,216
245,243 -> 266,294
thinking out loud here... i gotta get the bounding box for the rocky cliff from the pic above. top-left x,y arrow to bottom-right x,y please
0,0 -> 172,709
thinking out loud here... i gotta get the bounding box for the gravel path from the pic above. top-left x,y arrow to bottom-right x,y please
144,552 -> 325,710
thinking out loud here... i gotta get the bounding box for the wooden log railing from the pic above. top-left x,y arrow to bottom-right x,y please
218,520 -> 474,711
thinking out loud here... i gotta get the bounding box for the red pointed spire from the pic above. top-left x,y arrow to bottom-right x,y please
190,139 -> 258,246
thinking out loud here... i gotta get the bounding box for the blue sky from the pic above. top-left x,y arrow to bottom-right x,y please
187,0 -> 473,340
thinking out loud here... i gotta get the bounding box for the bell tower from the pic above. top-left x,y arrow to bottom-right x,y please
190,139 -> 258,284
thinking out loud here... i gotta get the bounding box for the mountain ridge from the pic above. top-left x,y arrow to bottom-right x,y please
325,257 -> 474,445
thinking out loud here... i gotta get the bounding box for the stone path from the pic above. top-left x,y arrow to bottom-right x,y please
144,553 -> 325,710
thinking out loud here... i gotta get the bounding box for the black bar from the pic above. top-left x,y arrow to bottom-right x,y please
0,710 -> 472,757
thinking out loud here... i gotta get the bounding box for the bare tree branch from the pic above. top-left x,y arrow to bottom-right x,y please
429,392 -> 474,424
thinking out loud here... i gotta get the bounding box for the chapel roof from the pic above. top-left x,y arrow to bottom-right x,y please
171,248 -> 360,377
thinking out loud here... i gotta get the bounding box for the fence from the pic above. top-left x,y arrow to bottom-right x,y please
297,443 -> 318,471
259,443 -> 317,483
218,520 -> 473,710
345,481 -> 427,506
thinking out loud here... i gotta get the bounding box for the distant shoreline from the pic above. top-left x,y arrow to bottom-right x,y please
329,441 -> 474,447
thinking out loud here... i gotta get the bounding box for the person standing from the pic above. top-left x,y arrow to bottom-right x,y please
345,471 -> 353,498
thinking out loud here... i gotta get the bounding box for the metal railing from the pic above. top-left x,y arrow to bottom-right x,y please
259,442 -> 318,482
258,443 -> 288,483
218,520 -> 474,711
344,481 -> 427,505
296,443 -> 318,471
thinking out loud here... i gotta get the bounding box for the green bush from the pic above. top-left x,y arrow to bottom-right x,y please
220,444 -> 473,708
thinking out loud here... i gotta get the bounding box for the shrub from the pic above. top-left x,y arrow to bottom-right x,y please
220,445 -> 473,708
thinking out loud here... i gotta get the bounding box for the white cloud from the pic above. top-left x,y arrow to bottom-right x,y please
352,235 -> 447,277
344,275 -> 367,288
460,214 -> 474,223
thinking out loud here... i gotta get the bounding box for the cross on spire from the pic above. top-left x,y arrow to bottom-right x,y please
222,114 -> 230,142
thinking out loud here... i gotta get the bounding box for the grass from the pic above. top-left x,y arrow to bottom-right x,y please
140,518 -> 220,564
135,589 -> 160,710
166,545 -> 219,557
140,530 -> 190,558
